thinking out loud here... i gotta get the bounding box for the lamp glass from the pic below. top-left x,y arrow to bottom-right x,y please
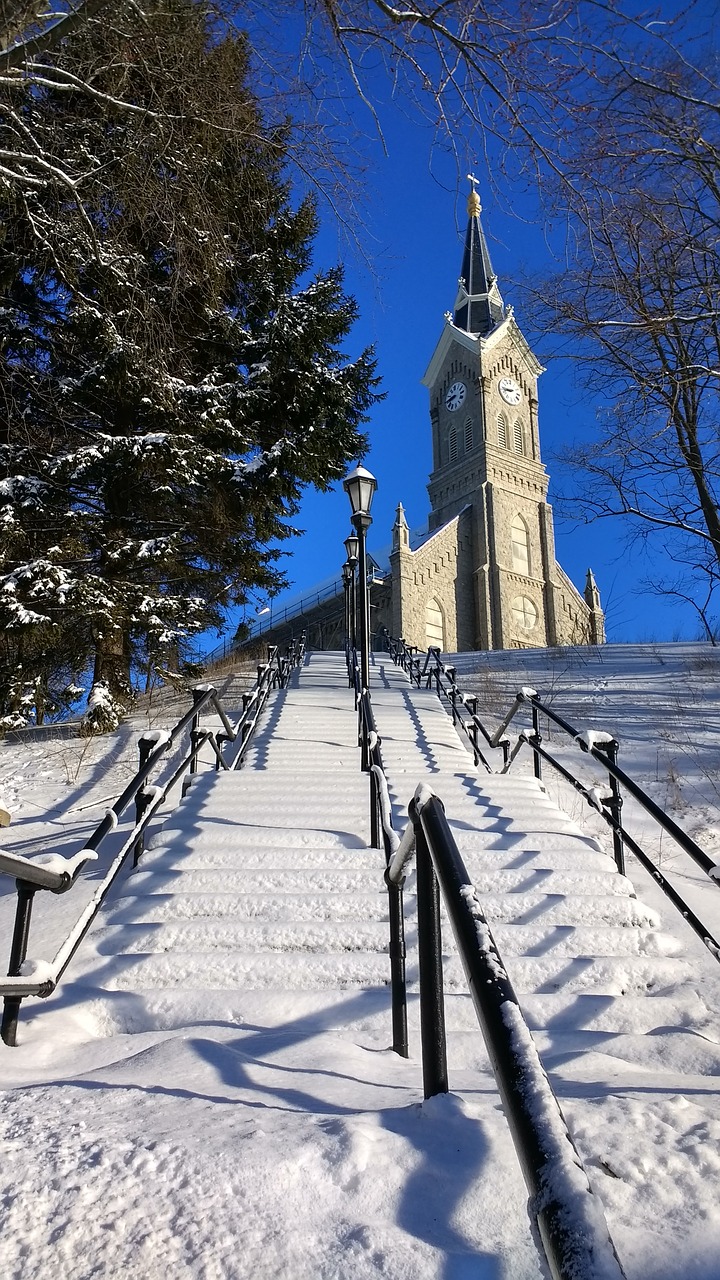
343,465 -> 377,517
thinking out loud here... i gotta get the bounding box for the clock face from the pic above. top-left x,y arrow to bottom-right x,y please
445,381 -> 466,412
499,376 -> 521,406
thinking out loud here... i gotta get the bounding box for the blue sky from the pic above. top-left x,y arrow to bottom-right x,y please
232,11 -> 713,649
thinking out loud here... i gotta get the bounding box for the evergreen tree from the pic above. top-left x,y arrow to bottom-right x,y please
0,0 -> 378,729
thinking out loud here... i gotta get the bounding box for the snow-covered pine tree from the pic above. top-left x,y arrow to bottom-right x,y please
0,0 -> 379,730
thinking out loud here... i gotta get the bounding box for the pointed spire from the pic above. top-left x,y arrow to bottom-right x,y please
584,569 -> 605,644
453,175 -> 505,336
584,568 -> 600,607
392,501 -> 410,551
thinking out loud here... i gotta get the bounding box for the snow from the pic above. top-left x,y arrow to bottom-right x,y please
29,849 -> 98,877
18,957 -> 55,983
139,729 -> 171,749
0,645 -> 720,1276
576,730 -> 617,751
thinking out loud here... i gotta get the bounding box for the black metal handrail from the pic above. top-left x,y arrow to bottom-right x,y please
354,685 -> 627,1280
353,675 -> 625,1276
357,689 -> 409,1058
0,635 -> 306,1045
385,634 -> 720,964
203,581 -> 341,664
346,640 -> 361,709
387,638 -> 511,768
382,786 -> 626,1280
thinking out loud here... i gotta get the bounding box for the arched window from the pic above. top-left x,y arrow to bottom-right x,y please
464,416 -> 473,451
511,515 -> 530,575
513,419 -> 524,454
448,428 -> 457,463
425,598 -> 445,649
512,596 -> 538,632
497,412 -> 508,448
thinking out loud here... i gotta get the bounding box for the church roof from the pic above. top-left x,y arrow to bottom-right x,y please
453,181 -> 506,336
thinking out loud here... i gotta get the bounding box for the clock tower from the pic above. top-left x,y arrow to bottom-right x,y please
388,180 -> 604,652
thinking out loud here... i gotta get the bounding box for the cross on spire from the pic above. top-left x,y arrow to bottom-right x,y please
466,172 -> 482,218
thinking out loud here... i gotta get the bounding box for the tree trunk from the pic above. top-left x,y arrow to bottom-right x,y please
92,624 -> 132,705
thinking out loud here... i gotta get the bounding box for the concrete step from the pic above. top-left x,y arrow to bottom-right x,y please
123,865 -> 632,897
105,891 -> 388,924
437,891 -> 658,929
92,918 -> 390,954
92,918 -> 680,961
148,825 -> 368,852
37,984 -> 394,1038
139,844 -> 383,872
77,949 -> 392,991
439,988 -> 716,1036
75,945 -> 690,997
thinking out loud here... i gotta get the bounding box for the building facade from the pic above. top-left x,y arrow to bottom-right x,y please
380,183 -> 604,653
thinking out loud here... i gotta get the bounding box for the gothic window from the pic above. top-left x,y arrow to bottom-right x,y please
497,412 -> 508,448
425,598 -> 445,649
513,419 -> 524,454
512,596 -> 538,632
464,417 -> 473,451
511,515 -> 530,575
448,428 -> 457,463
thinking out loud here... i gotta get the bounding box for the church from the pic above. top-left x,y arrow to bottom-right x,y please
370,181 -> 604,652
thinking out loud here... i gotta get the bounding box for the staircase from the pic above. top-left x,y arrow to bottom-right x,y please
68,653 -> 391,1037
7,650 -> 720,1277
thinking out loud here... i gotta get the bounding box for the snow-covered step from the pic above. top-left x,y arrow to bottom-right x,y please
104,891 -> 388,925
432,951 -> 691,996
91,919 -> 390,954
75,941 -> 691,998
451,891 -> 659,928
440,989 -> 716,1036
122,867 -> 386,895
68,987 -> 395,1037
80,949 -> 392,991
139,844 -> 381,871
431,922 -> 683,959
151,822 -> 368,851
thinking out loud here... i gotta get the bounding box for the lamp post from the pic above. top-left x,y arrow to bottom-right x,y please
343,533 -> 359,656
341,561 -> 353,673
343,465 -> 377,697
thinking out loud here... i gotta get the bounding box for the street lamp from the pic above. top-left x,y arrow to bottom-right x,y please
343,465 -> 377,696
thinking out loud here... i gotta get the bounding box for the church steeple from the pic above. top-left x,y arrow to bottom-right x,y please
453,177 -> 505,336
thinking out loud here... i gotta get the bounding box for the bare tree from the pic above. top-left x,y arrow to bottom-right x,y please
528,56 -> 720,625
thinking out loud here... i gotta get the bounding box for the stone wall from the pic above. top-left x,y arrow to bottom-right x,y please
389,509 -> 474,651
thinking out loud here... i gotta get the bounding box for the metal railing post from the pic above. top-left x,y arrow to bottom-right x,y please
133,735 -> 155,865
370,765 -> 380,848
386,872 -> 408,1058
531,703 -> 543,781
1,880 -> 36,1046
189,687 -> 205,776
604,738 -> 626,876
411,799 -> 448,1099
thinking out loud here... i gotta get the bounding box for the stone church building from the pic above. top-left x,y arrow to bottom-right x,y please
242,185 -> 604,657
371,183 -> 604,653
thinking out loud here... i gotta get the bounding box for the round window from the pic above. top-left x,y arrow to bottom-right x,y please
512,596 -> 538,631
